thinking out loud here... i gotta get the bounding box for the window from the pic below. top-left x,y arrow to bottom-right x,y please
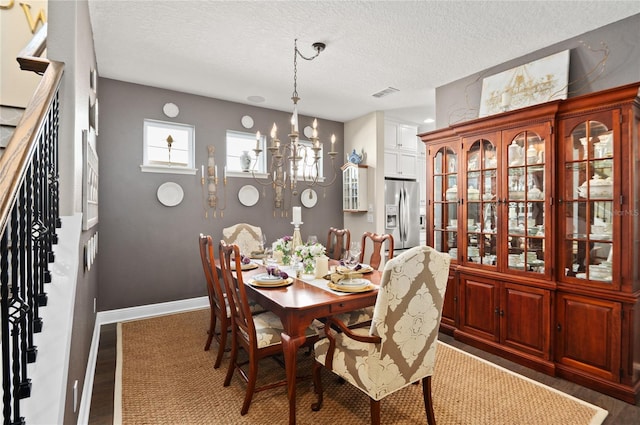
226,130 -> 266,175
225,131 -> 324,180
293,139 -> 324,181
141,119 -> 195,174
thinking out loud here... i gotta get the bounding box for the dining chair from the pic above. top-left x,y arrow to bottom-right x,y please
198,234 -> 231,368
359,232 -> 394,270
332,232 -> 396,329
222,223 -> 264,256
312,245 -> 451,425
326,227 -> 350,260
219,240 -> 319,415
198,234 -> 265,368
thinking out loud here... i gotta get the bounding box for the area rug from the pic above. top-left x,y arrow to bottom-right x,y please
114,309 -> 607,425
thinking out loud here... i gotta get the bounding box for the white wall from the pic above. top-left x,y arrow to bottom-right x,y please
0,0 -> 47,107
344,111 -> 385,240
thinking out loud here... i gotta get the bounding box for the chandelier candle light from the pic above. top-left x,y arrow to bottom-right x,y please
251,39 -> 339,217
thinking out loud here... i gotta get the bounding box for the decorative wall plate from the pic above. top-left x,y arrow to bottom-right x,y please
300,188 -> 318,208
238,184 -> 259,206
162,102 -> 179,118
157,182 -> 184,206
241,115 -> 254,129
303,125 -> 313,138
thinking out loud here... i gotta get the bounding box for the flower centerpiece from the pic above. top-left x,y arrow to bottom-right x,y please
273,235 -> 294,265
294,242 -> 326,274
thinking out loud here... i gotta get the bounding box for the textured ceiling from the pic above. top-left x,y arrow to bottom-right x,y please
88,1 -> 640,127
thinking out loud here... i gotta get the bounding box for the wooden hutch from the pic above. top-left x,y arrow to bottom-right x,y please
419,82 -> 640,404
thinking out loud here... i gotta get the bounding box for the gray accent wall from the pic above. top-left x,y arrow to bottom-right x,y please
435,14 -> 640,129
97,79 -> 344,311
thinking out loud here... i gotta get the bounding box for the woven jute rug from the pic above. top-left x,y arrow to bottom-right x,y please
114,309 -> 607,425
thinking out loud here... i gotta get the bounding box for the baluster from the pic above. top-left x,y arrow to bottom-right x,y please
51,94 -> 61,233
11,207 -> 31,402
2,231 -> 13,425
20,178 -> 37,364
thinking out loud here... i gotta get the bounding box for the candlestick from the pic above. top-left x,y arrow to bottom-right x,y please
292,223 -> 303,250
255,131 -> 261,150
331,134 -> 336,151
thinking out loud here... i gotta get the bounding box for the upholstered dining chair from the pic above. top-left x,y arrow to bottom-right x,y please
312,245 -> 450,425
222,223 -> 263,256
326,227 -> 350,260
219,241 -> 319,415
334,232 -> 396,329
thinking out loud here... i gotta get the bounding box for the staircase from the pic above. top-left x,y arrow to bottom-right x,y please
0,105 -> 24,158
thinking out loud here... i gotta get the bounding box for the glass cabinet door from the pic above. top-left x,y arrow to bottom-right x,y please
464,139 -> 497,267
431,145 -> 458,261
504,130 -> 547,275
561,118 -> 615,286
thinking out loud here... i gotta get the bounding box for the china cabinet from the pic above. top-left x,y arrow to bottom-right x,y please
420,82 -> 640,404
341,162 -> 367,212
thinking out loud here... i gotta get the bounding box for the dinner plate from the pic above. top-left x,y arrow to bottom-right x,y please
337,264 -> 374,274
252,273 -> 284,284
157,182 -> 184,207
328,280 -> 375,293
248,277 -> 293,288
238,185 -> 259,206
231,262 -> 259,271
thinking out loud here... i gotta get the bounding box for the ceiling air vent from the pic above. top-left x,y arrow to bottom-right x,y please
372,87 -> 399,98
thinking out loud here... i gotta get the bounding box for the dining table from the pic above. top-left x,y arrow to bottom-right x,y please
226,260 -> 381,425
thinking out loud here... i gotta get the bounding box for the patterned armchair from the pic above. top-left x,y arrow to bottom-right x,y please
312,245 -> 450,425
222,223 -> 263,256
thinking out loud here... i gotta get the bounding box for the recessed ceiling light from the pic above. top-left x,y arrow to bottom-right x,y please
423,118 -> 435,123
247,95 -> 265,103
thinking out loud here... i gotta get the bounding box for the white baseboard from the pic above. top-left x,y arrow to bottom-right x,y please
76,296 -> 208,424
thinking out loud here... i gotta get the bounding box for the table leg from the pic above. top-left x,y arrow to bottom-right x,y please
281,332 -> 306,425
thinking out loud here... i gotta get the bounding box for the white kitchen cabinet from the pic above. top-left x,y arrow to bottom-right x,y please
384,119 -> 418,179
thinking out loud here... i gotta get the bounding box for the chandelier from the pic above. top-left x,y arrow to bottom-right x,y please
251,39 -> 338,217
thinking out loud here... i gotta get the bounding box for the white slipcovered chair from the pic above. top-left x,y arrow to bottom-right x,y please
311,245 -> 450,425
222,223 -> 263,256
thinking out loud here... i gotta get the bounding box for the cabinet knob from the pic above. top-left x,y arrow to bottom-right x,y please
557,324 -> 562,331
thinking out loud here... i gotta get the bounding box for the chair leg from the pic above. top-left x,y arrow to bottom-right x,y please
240,352 -> 259,415
204,311 -> 216,351
213,323 -> 227,369
422,376 -> 436,425
223,332 -> 238,387
370,399 -> 381,425
311,360 -> 324,411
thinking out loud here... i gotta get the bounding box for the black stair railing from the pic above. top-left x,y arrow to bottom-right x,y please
1,23 -> 63,425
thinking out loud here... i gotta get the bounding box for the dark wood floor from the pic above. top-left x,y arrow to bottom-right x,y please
88,322 -> 640,424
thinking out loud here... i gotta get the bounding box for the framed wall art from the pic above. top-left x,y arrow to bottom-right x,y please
82,128 -> 99,230
479,50 -> 570,117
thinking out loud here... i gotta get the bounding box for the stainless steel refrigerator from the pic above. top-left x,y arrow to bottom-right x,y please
384,179 -> 420,250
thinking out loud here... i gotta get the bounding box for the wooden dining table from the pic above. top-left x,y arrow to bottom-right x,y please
232,262 -> 381,425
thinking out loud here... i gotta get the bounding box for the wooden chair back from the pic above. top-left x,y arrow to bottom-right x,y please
219,240 -> 256,347
198,234 -> 229,367
326,227 -> 350,260
359,232 -> 394,270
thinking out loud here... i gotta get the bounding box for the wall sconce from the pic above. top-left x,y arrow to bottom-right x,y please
201,145 -> 226,218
